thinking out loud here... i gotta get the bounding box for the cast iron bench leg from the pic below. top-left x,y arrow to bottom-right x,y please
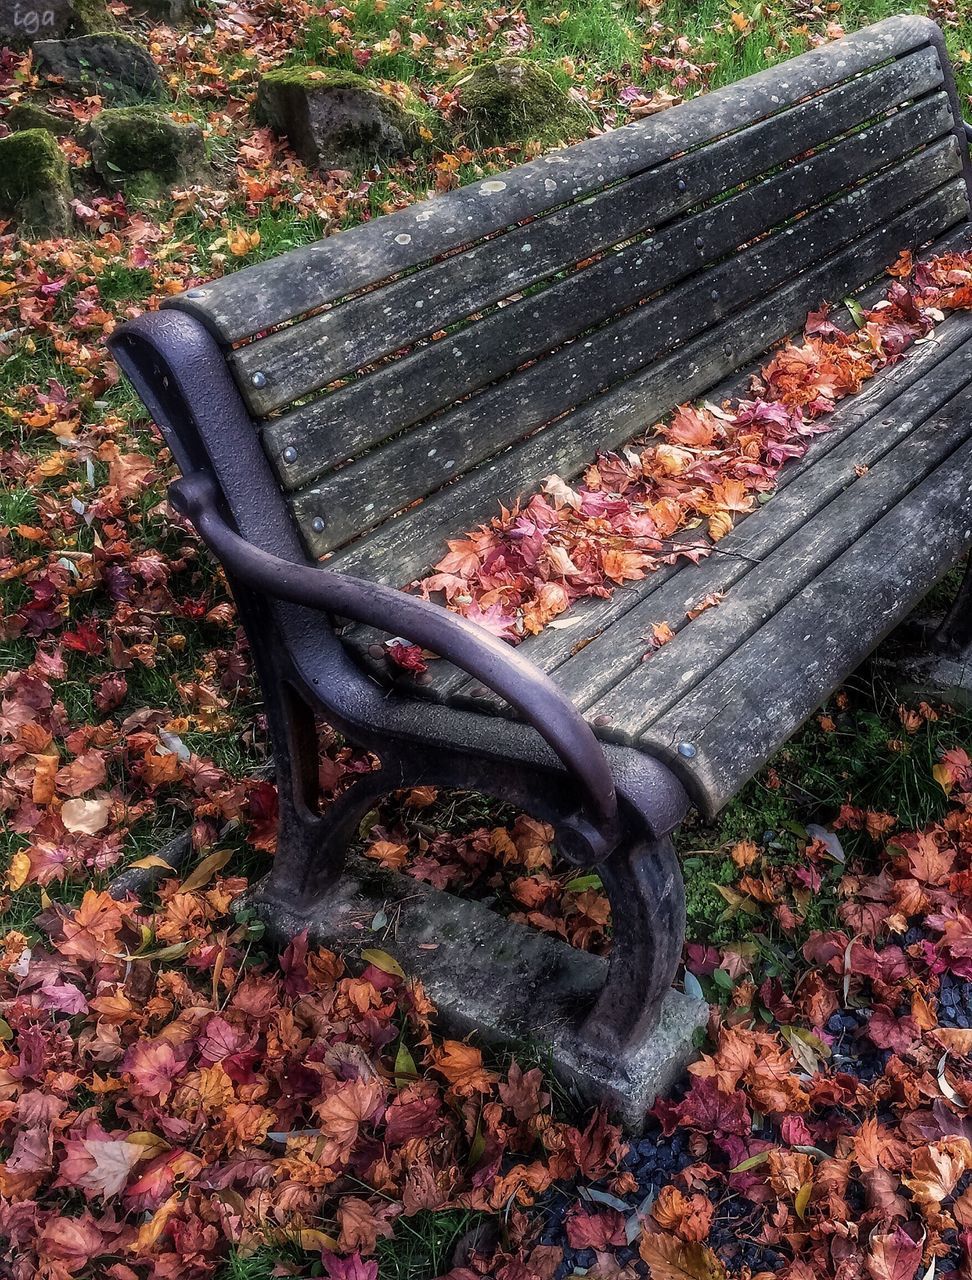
580,832 -> 685,1054
246,592 -> 688,1057
933,555 -> 972,657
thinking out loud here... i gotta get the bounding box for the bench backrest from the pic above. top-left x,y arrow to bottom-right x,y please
168,15 -> 972,585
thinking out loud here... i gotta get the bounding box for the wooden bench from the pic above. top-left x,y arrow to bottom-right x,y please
110,15 -> 972,1086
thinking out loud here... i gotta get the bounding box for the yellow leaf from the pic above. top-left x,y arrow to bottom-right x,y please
227,227 -> 260,257
116,941 -> 193,963
126,1131 -> 171,1158
7,851 -> 31,892
795,1179 -> 813,1219
132,1194 -> 180,1254
395,1039 -> 418,1088
712,883 -> 760,915
130,854 -> 177,871
360,948 -> 406,978
293,1229 -> 340,1252
933,762 -> 953,795
178,848 -> 231,893
707,510 -> 733,542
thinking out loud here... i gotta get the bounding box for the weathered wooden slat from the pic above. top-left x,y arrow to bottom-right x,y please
165,15 -> 948,343
639,411 -> 972,818
265,89 -> 952,488
583,360 -> 972,738
292,144 -> 963,552
441,301 -> 972,714
326,181 -> 970,583
242,47 -> 944,423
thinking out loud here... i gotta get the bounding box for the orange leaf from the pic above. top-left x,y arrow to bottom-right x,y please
639,1231 -> 726,1280
433,1040 -> 497,1094
902,1138 -> 972,1205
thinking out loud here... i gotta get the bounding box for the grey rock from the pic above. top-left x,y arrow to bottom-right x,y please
0,127 -> 73,236
255,66 -> 436,171
127,0 -> 194,23
84,105 -> 206,195
5,102 -> 69,134
240,854 -> 708,1131
0,0 -> 112,49
893,648 -> 972,709
33,32 -> 166,102
451,56 -> 594,148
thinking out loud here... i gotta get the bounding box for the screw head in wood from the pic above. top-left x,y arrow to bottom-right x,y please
311,516 -> 326,533
677,742 -> 697,759
695,237 -> 704,250
593,714 -> 612,727
186,289 -> 205,299
282,446 -> 298,464
676,178 -> 687,192
250,371 -> 268,388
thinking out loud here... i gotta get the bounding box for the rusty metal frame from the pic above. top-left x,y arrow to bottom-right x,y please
107,308 -> 691,1054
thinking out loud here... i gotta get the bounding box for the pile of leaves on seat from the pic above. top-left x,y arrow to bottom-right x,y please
409,249 -> 972,652
2,746 -> 972,1279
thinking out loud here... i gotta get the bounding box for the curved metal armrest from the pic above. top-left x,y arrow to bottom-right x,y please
170,473 -> 620,853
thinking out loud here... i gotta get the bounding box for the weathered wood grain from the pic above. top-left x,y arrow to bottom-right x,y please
292,149 -> 964,553
264,90 -> 952,488
639,419 -> 972,818
431,276 -> 972,711
324,181 -> 969,583
241,48 -> 944,424
166,15 -> 948,343
585,364 -> 972,737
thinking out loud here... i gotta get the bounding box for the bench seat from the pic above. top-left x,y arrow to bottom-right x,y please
343,226 -> 972,818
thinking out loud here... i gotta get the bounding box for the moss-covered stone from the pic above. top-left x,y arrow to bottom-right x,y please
451,57 -> 593,148
33,32 -> 165,102
5,102 -> 69,134
127,0 -> 195,23
256,65 -> 439,171
0,128 -> 72,235
84,105 -> 206,195
0,0 -> 113,50
69,0 -> 115,31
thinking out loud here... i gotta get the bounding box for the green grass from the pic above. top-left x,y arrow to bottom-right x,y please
376,1210 -> 487,1280
217,1210 -> 485,1280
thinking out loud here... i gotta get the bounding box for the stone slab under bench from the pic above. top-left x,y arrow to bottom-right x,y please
242,857 -> 707,1131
